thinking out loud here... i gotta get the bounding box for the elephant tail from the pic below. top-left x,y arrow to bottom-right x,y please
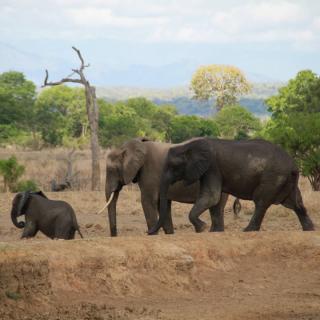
77,227 -> 84,239
232,198 -> 242,215
71,212 -> 83,239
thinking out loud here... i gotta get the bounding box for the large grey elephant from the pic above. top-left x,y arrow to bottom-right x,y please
11,191 -> 83,239
103,138 -> 239,236
149,137 -> 315,234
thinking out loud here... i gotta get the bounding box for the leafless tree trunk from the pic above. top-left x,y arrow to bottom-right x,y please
42,47 -> 101,191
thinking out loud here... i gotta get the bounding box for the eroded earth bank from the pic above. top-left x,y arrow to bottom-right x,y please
1,232 -> 320,320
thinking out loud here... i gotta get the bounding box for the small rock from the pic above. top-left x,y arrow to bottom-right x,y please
85,223 -> 93,228
94,224 -> 103,230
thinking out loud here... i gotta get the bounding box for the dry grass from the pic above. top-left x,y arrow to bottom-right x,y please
0,147 -> 108,191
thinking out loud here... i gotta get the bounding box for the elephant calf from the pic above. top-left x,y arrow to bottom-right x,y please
11,191 -> 83,240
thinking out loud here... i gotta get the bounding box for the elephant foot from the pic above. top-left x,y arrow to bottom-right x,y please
195,221 -> 207,233
302,222 -> 315,231
147,228 -> 159,235
209,226 -> 224,232
243,225 -> 260,232
164,228 -> 174,234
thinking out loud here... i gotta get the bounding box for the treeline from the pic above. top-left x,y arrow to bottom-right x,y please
154,96 -> 269,117
0,71 -> 260,148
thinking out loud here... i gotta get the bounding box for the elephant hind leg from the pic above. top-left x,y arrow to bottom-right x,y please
55,227 -> 75,240
245,179 -> 289,232
282,188 -> 314,231
244,201 -> 269,232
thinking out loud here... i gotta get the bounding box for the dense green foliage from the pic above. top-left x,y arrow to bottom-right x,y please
214,105 -> 261,139
0,72 -> 37,146
0,71 -> 36,126
166,115 -> 219,143
35,86 -> 88,146
0,71 -> 263,149
262,70 -> 320,190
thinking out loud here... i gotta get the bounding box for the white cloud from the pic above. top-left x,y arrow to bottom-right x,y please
0,0 -> 319,48
66,7 -> 167,27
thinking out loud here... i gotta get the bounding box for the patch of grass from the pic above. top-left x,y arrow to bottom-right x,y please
5,291 -> 22,300
0,244 -> 9,252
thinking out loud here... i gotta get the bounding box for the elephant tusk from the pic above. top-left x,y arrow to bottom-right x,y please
96,192 -> 115,215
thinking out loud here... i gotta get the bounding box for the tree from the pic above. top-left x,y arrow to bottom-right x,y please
263,70 -> 320,191
214,105 -> 261,139
166,115 -> 219,143
0,71 -> 36,144
190,64 -> 251,111
99,101 -> 145,147
35,86 -> 87,146
267,70 -> 320,116
262,112 -> 320,191
43,47 -> 101,191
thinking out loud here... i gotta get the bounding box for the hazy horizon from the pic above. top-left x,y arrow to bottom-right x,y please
1,0 -> 320,87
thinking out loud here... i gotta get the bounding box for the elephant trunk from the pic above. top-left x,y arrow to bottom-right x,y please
106,188 -> 120,237
148,173 -> 172,235
11,206 -> 25,229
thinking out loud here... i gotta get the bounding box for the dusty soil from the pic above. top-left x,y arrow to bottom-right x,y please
0,183 -> 320,319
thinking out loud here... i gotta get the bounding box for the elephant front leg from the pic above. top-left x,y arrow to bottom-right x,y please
141,193 -> 162,234
161,200 -> 174,234
21,221 -> 38,239
190,173 -> 222,233
189,197 -> 212,232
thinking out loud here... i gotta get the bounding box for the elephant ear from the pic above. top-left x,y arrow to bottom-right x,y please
17,191 -> 31,215
184,139 -> 211,185
122,139 -> 147,185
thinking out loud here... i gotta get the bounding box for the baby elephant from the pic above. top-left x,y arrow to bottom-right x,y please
11,191 -> 83,240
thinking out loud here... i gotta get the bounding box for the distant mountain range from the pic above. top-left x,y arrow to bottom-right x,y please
1,41 -> 282,87
1,41 -> 284,117
96,82 -> 284,117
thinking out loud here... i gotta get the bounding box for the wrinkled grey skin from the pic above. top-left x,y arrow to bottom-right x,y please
149,137 -> 315,234
11,191 -> 83,239
105,138 -> 238,236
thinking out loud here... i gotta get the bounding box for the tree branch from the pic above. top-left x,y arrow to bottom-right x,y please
42,69 -> 83,87
72,46 -> 90,71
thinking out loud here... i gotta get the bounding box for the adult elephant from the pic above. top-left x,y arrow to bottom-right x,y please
149,137 -> 315,234
102,138 -> 239,236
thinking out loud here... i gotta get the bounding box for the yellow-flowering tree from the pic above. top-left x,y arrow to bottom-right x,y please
191,64 -> 251,111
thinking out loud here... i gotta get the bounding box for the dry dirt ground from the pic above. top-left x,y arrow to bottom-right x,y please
0,182 -> 320,319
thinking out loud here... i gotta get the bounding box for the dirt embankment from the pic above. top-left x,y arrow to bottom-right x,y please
1,232 -> 320,320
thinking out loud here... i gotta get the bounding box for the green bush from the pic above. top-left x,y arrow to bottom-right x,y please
14,179 -> 38,192
0,156 -> 25,192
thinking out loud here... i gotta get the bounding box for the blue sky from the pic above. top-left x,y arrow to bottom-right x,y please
1,0 -> 320,87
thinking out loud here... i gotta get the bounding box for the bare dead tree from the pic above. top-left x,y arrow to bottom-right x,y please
42,47 -> 101,190
50,148 -> 80,191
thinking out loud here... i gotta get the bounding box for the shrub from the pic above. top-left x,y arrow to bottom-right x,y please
0,156 -> 25,192
14,180 -> 38,192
